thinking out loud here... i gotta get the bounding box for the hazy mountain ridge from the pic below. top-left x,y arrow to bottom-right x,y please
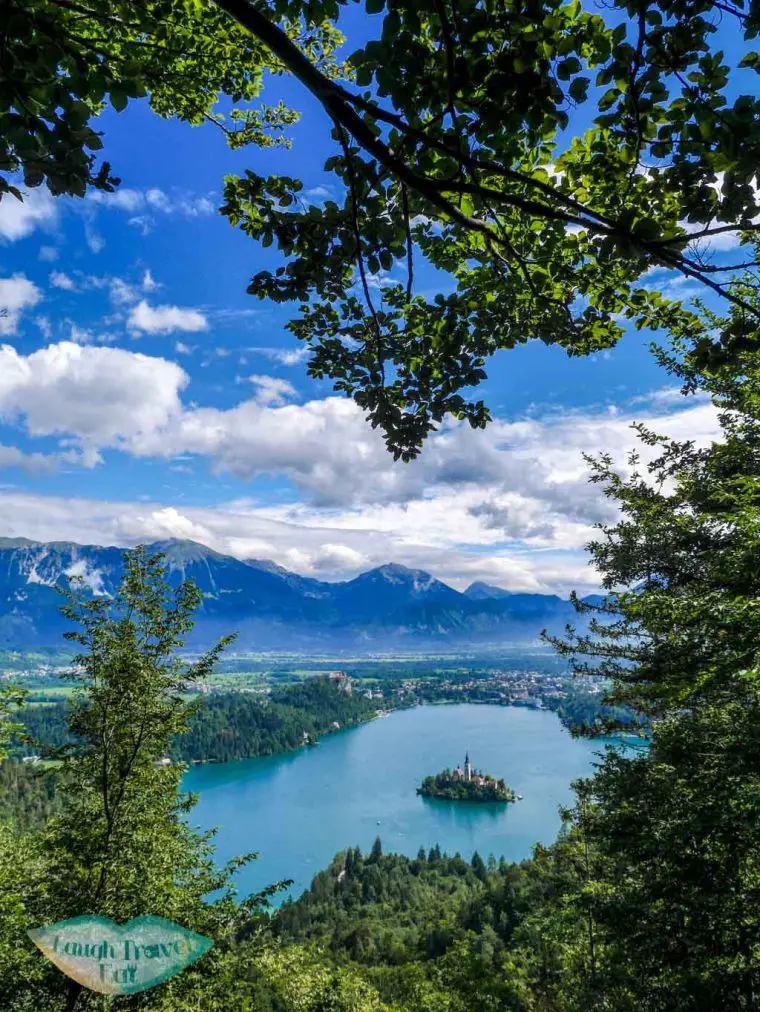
0,538 -> 594,650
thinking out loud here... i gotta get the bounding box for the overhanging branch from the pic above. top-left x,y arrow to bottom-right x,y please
211,0 -> 760,320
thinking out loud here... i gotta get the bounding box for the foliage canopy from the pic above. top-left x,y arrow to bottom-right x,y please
7,0 -> 760,455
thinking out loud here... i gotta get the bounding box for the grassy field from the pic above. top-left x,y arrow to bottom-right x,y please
6,646 -> 566,697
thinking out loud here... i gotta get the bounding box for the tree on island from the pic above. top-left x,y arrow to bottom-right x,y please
418,764 -> 515,802
7,1 -> 760,456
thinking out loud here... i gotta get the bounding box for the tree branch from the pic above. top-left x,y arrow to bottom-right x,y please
336,124 -> 384,372
211,0 -> 760,320
402,183 -> 414,303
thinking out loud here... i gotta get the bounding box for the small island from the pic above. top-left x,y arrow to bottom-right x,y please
417,753 -> 516,802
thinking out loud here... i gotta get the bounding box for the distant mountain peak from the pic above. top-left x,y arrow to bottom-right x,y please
355,563 -> 450,594
0,535 -> 595,651
0,537 -> 39,549
244,558 -> 292,576
370,563 -> 420,580
149,537 -> 218,553
464,581 -> 514,600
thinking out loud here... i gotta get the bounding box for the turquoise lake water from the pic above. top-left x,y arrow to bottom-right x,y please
182,703 -> 617,904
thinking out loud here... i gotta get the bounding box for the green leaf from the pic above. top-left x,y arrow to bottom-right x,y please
110,90 -> 128,113
569,77 -> 590,102
598,88 -> 618,111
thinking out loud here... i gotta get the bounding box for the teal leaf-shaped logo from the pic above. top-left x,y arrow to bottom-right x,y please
28,914 -> 213,995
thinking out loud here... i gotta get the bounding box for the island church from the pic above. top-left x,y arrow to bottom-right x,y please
452,753 -> 486,786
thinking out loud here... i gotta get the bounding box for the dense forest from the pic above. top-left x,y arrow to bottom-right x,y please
273,840 -> 582,1009
177,679 -> 388,762
11,704 -> 72,755
541,687 -> 642,737
13,678 -> 624,765
12,678 -> 386,764
0,761 -> 62,833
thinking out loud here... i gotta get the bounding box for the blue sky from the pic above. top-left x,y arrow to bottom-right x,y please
0,13 -> 744,594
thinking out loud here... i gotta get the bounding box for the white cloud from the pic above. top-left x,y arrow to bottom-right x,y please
181,196 -> 215,216
278,348 -> 310,365
0,274 -> 42,335
109,278 -> 138,305
305,185 -> 333,201
174,341 -> 193,355
661,275 -> 701,299
311,543 -> 366,570
67,273 -> 146,307
66,323 -> 116,346
128,216 -> 153,235
364,267 -> 394,291
0,444 -> 62,474
36,316 -> 52,339
89,187 -> 215,219
145,188 -> 172,213
39,246 -> 59,262
142,269 -> 159,291
0,338 -> 718,523
127,300 -> 208,335
0,188 -> 57,242
85,223 -> 104,254
64,558 -> 109,595
696,230 -> 743,252
50,271 -> 76,291
144,189 -> 214,216
248,345 -> 310,366
0,489 -> 599,593
248,374 -> 298,406
143,392 -> 718,523
69,323 -> 94,345
0,342 -> 187,457
0,336 -> 725,592
89,188 -> 144,212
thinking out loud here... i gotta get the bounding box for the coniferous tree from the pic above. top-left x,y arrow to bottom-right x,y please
532,295 -> 760,1010
470,852 -> 487,882
0,548 -> 309,1011
0,684 -> 27,760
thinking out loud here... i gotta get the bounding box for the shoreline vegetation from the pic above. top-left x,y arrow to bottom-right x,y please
9,671 -> 641,769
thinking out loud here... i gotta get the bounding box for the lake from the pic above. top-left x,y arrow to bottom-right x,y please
182,703 -> 617,904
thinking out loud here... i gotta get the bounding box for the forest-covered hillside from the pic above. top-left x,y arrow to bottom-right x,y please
178,679 -> 388,762
274,842 -> 568,1009
13,677 -> 387,764
0,761 -> 62,833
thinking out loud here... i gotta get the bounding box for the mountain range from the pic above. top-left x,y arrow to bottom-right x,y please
0,537 -> 595,652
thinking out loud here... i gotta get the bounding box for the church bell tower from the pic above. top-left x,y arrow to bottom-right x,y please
464,752 -> 472,781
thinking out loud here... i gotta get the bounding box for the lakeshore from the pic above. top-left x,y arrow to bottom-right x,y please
182,703 -> 616,903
